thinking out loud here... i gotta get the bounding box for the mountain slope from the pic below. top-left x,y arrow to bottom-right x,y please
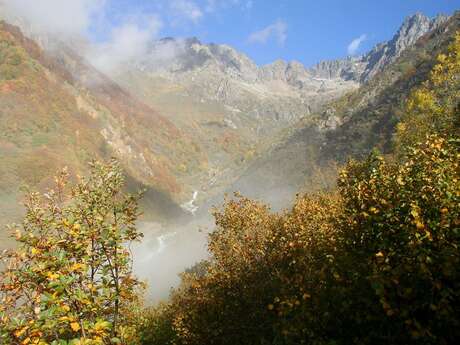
0,21 -> 201,240
310,13 -> 448,82
110,13 -> 442,204
225,11 -> 459,209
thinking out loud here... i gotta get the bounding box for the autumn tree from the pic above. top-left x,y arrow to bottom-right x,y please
396,31 -> 460,151
0,160 -> 145,345
338,135 -> 460,343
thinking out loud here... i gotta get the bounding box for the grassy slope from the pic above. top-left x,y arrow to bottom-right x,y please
0,22 -> 195,247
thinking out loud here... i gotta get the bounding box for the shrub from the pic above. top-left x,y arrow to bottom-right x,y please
396,32 -> 460,151
338,135 -> 460,343
140,133 -> 459,345
0,160 -> 145,345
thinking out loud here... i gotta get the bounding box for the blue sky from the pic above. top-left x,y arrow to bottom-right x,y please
4,0 -> 458,68
96,0 -> 458,67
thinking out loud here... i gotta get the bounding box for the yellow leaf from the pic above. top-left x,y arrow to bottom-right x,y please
15,326 -> 29,338
70,263 -> 86,272
415,220 -> 425,230
70,322 -> 81,332
46,272 -> 60,280
94,320 -> 111,331
369,207 -> 378,214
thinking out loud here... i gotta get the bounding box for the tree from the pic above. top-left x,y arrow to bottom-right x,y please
0,160 -> 145,345
396,32 -> 460,151
338,135 -> 460,343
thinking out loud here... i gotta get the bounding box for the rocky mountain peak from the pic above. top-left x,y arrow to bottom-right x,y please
123,11 -> 447,125
359,12 -> 449,81
309,57 -> 363,81
135,36 -> 259,82
308,13 -> 450,83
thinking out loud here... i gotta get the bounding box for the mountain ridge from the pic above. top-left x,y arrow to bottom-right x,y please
0,10 -> 453,229
219,11 -> 460,211
310,12 -> 449,82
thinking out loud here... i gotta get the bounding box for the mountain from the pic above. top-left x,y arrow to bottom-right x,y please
310,13 -> 449,82
0,20 -> 203,242
117,36 -> 358,126
110,13 -> 442,203
224,11 -> 459,210
0,9 -> 452,237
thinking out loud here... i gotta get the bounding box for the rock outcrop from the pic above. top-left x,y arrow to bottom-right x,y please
310,13 -> 449,82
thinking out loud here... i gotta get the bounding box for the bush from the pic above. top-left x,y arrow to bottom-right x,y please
338,136 -> 460,343
396,32 -> 460,152
0,160 -> 145,345
140,133 -> 459,345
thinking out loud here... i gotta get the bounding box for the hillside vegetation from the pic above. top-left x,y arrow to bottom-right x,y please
0,16 -> 459,345
138,32 -> 460,345
0,21 -> 198,236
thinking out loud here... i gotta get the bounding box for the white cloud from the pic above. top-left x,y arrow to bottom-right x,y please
1,0 -> 167,75
347,34 -> 367,55
0,0 -> 258,76
248,19 -> 287,46
0,0 -> 106,37
170,0 -> 203,24
87,15 -> 163,74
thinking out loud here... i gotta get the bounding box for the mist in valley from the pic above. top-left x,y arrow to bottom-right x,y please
132,220 -> 209,302
132,178 -> 299,303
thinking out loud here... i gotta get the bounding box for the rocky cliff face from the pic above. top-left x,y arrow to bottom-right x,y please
360,12 -> 449,81
116,35 -> 359,138
310,13 -> 449,82
119,13 -> 448,126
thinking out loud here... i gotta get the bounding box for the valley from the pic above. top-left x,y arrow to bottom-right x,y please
0,10 -> 457,300
0,1 -> 459,343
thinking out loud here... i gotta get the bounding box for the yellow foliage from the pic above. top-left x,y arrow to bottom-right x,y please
70,322 -> 81,332
396,31 -> 460,151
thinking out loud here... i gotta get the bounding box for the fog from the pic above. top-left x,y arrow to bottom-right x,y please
132,218 -> 212,303
0,0 -> 187,76
131,182 -> 297,303
0,0 -> 106,37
